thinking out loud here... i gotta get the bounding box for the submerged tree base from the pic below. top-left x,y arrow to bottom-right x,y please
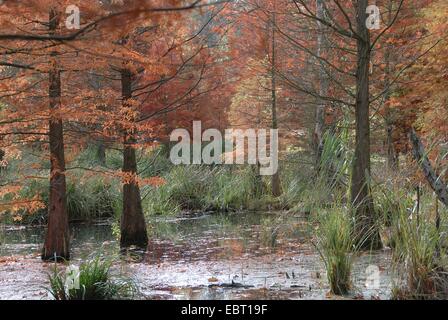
120,232 -> 148,251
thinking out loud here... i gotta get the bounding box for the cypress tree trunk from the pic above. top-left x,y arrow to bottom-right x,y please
386,123 -> 398,169
271,10 -> 282,197
252,161 -> 264,197
351,0 -> 382,249
313,0 -> 329,168
384,1 -> 398,170
96,141 -> 106,166
0,148 -> 5,173
42,8 -> 70,261
120,68 -> 148,250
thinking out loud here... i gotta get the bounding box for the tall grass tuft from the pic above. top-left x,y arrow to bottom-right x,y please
391,207 -> 447,299
318,129 -> 352,190
315,207 -> 357,295
47,257 -> 137,300
204,166 -> 258,211
281,126 -> 351,214
142,165 -> 263,215
1,146 -> 122,224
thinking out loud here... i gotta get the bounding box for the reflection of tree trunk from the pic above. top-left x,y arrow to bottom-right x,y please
271,10 -> 282,197
42,9 -> 70,261
409,128 -> 448,207
313,0 -> 329,168
120,68 -> 148,250
351,0 -> 381,249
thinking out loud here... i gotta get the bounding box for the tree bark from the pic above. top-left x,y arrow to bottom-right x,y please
351,0 -> 382,249
386,123 -> 398,169
96,141 -> 106,166
384,0 -> 399,170
271,10 -> 282,197
120,68 -> 148,250
42,8 -> 70,261
0,148 -> 5,173
409,128 -> 448,207
313,0 -> 329,168
252,161 -> 264,197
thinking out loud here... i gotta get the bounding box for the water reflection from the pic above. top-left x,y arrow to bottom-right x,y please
0,212 -> 393,300
0,223 -> 117,258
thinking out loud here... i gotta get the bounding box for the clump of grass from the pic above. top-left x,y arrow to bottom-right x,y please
280,128 -> 351,215
1,149 -> 121,224
315,207 -> 357,295
47,257 -> 137,300
317,130 -> 352,190
142,165 -> 266,216
66,175 -> 119,221
141,165 -> 209,215
3,174 -> 120,224
204,166 -> 259,211
391,207 -> 447,299
373,181 -> 448,299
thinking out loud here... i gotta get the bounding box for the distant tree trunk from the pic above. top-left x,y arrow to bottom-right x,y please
351,0 -> 381,249
0,148 -> 5,172
94,103 -> 107,166
386,123 -> 398,169
252,161 -> 264,196
96,141 -> 106,166
271,10 -> 282,197
383,0 -> 398,170
313,0 -> 329,168
409,128 -> 448,207
120,68 -> 148,250
42,8 -> 70,261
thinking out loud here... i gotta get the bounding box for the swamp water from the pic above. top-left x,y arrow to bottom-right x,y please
0,212 -> 393,300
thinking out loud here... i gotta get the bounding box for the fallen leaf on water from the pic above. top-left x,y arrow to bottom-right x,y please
208,277 -> 219,282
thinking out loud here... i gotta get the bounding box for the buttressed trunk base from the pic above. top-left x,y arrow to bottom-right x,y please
120,143 -> 149,250
120,68 -> 148,251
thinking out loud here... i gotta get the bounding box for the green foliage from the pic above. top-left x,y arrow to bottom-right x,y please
142,165 -> 264,216
203,166 -> 258,211
0,146 -> 121,224
278,158 -> 310,211
318,129 -> 352,190
66,175 -> 119,221
6,175 -> 120,224
142,165 -> 207,215
47,257 -> 137,300
280,149 -> 347,214
279,124 -> 352,216
315,207 -> 357,295
106,146 -> 172,177
391,207 -> 447,299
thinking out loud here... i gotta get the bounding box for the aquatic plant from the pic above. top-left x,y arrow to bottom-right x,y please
391,206 -> 447,299
142,165 -> 265,216
47,257 -> 137,300
315,207 -> 357,295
